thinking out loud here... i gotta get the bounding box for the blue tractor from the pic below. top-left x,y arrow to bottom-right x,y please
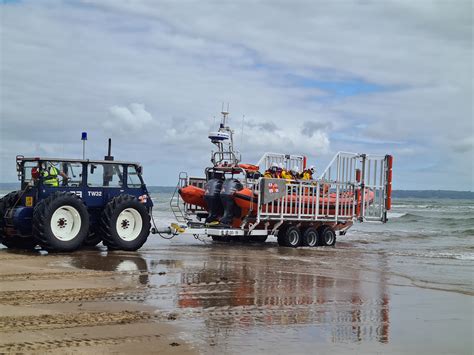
0,145 -> 154,252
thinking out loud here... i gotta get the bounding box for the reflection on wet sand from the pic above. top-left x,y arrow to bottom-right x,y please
69,243 -> 391,348
172,245 -> 390,345
69,251 -> 150,285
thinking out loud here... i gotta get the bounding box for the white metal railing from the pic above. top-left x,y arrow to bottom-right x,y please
255,179 -> 356,223
255,152 -> 391,224
257,153 -> 305,172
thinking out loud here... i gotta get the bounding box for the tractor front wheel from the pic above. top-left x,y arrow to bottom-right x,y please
100,195 -> 150,251
33,192 -> 89,252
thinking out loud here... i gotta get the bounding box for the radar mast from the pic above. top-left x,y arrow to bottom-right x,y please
208,103 -> 241,166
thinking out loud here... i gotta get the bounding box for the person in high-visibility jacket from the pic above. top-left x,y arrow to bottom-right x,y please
42,162 -> 68,187
281,167 -> 293,182
301,166 -> 315,180
264,163 -> 279,178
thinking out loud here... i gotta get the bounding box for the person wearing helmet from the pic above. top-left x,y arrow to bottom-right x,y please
302,165 -> 315,180
290,166 -> 300,180
264,163 -> 279,178
281,165 -> 293,182
274,163 -> 282,179
263,168 -> 273,178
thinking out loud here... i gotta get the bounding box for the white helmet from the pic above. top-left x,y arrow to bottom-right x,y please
309,165 -> 315,172
279,163 -> 284,169
270,162 -> 278,168
292,165 -> 299,173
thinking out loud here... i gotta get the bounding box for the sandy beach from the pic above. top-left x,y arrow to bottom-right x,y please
0,249 -> 195,354
0,233 -> 472,354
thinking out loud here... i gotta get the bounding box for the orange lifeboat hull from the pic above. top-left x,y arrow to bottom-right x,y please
179,185 -> 207,209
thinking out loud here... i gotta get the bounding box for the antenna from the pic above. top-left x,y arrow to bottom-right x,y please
221,102 -> 229,127
208,103 -> 240,166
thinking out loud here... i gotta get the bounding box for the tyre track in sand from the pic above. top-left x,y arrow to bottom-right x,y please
0,287 -> 129,305
0,310 -> 159,332
0,334 -> 163,353
0,270 -> 118,282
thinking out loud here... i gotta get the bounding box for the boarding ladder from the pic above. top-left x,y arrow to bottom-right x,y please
170,172 -> 188,224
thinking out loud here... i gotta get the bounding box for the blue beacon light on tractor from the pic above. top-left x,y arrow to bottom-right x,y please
81,132 -> 87,159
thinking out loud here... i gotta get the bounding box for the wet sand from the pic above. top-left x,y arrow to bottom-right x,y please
0,235 -> 472,354
0,251 -> 195,354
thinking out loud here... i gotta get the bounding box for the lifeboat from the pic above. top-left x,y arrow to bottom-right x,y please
180,183 -> 375,219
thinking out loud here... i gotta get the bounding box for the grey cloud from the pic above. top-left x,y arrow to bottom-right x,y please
301,121 -> 332,138
246,121 -> 279,133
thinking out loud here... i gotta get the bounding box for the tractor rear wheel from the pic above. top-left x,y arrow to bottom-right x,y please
0,191 -> 37,250
33,192 -> 89,252
100,195 -> 150,251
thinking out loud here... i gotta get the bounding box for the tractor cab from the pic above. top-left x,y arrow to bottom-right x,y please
0,155 -> 153,252
15,156 -> 150,208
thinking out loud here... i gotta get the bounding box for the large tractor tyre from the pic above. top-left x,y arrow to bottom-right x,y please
279,225 -> 301,248
0,191 -> 37,250
317,225 -> 337,247
2,235 -> 37,249
33,192 -> 89,252
302,227 -> 319,247
82,227 -> 102,247
100,195 -> 151,251
0,191 -> 21,233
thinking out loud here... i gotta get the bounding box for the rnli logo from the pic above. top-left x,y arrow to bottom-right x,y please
268,182 -> 279,194
138,194 -> 148,204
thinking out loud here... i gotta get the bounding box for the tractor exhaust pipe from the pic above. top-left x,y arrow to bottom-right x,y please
105,138 -> 114,161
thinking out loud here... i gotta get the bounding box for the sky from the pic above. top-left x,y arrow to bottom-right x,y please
0,0 -> 472,189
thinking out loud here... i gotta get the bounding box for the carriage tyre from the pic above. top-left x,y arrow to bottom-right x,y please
253,235 -> 268,243
281,225 -> 301,248
100,195 -> 150,251
277,224 -> 288,246
302,227 -> 319,247
238,235 -> 251,243
317,225 -> 336,246
33,192 -> 89,252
